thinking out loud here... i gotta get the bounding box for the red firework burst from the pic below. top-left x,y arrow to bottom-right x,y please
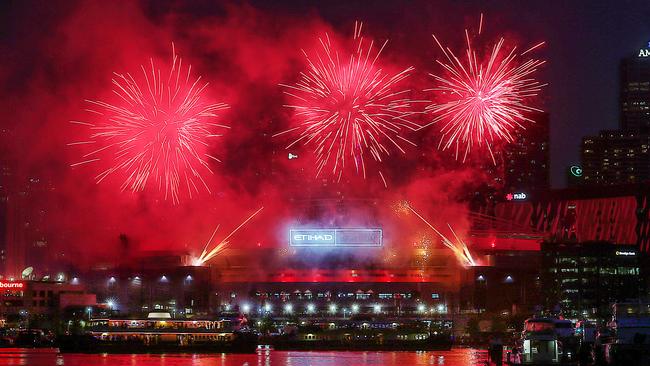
276,22 -> 419,187
425,14 -> 546,163
70,45 -> 228,203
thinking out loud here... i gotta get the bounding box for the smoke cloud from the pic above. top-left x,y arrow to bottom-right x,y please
0,1 -> 502,270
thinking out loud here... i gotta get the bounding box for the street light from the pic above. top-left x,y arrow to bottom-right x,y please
284,303 -> 293,314
373,304 -> 382,314
264,303 -> 272,313
417,303 -> 426,313
328,303 -> 337,314
241,303 -> 251,313
306,303 -> 316,314
351,304 -> 360,313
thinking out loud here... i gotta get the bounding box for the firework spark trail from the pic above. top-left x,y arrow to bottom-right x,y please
276,22 -> 421,186
196,207 -> 264,265
423,14 -> 546,163
70,44 -> 229,203
401,201 -> 476,266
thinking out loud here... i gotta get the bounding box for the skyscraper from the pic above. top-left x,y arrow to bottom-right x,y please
582,130 -> 650,185
621,41 -> 650,133
580,40 -> 650,185
502,112 -> 550,196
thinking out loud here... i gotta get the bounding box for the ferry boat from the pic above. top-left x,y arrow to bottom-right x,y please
262,317 -> 453,351
65,312 -> 257,353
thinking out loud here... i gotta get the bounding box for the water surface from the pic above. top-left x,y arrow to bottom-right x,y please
0,348 -> 489,366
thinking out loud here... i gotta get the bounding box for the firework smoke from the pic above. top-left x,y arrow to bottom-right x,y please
70,44 -> 229,203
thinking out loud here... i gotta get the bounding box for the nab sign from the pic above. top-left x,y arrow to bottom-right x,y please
505,192 -> 527,201
290,228 -> 382,247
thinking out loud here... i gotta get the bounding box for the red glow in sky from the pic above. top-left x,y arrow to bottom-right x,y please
0,1 -> 547,267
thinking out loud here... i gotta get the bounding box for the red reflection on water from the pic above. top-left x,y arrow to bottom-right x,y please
0,348 -> 489,366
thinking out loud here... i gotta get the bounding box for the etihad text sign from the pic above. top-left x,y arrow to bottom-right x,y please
290,229 -> 382,247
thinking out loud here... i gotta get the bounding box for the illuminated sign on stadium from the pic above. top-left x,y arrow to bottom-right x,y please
290,229 -> 382,247
0,281 -> 25,290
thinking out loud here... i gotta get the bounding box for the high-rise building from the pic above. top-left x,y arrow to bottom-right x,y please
502,112 -> 550,196
580,40 -> 650,185
581,130 -> 650,185
541,242 -> 643,318
621,41 -> 650,133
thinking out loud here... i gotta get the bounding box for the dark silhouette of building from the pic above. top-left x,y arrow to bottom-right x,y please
502,112 -> 550,196
469,111 -> 550,217
460,250 -> 542,314
621,41 -> 650,133
581,40 -> 650,185
541,242 -> 643,318
581,130 -> 650,185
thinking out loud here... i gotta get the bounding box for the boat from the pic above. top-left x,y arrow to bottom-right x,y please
601,302 -> 650,365
517,317 -> 581,364
61,314 -> 258,353
261,318 -> 453,351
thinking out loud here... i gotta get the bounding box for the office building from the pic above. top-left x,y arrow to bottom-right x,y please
541,242 -> 643,318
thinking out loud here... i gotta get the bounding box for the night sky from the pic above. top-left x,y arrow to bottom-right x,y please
253,0 -> 650,187
4,0 -> 650,185
1,0 -> 650,265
